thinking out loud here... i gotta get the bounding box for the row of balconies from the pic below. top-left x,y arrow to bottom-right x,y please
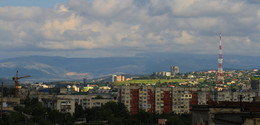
61,102 -> 71,105
138,104 -> 152,109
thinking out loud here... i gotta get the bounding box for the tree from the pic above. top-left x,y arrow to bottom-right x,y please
8,112 -> 25,125
166,115 -> 184,125
12,97 -> 74,125
74,103 -> 85,119
102,102 -> 129,118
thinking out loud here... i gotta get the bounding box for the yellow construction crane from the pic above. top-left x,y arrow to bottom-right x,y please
12,71 -> 30,97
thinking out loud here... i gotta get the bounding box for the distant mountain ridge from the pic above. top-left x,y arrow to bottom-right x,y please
0,53 -> 259,81
0,78 -> 13,86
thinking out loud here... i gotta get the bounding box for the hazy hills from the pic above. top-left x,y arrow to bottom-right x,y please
0,78 -> 13,86
0,53 -> 259,81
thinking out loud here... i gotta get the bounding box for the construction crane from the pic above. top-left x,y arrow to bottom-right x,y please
12,71 -> 30,97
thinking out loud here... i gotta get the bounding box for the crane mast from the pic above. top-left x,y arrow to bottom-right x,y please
12,71 -> 30,97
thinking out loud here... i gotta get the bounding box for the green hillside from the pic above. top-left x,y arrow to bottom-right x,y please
114,79 -> 188,85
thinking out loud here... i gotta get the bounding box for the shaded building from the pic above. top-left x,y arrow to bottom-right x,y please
210,90 -> 256,103
83,78 -> 87,84
192,101 -> 260,125
39,94 -> 117,115
251,76 -> 260,96
0,97 -> 20,111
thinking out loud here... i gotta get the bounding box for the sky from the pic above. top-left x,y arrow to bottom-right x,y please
0,0 -> 260,59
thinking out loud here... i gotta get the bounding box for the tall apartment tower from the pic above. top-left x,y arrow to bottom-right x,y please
171,66 -> 180,75
112,75 -> 117,82
118,86 -> 210,114
83,78 -> 87,84
116,75 -> 125,82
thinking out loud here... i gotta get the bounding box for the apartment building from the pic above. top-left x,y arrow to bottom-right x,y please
192,101 -> 260,125
211,90 -> 256,102
39,94 -> 117,114
172,87 -> 210,113
251,76 -> 260,96
0,97 -> 20,111
118,85 -> 210,114
171,66 -> 180,75
116,75 -> 125,82
153,72 -> 172,77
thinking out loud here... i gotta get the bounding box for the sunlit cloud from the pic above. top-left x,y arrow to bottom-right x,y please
0,0 -> 260,58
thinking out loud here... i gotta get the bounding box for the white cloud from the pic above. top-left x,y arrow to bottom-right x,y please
56,4 -> 69,13
0,0 -> 259,57
0,6 -> 42,20
40,14 -> 82,39
175,31 -> 195,44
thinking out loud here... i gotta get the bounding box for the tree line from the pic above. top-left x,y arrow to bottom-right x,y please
0,98 -> 191,125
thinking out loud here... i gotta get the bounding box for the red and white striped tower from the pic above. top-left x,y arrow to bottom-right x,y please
218,32 -> 224,84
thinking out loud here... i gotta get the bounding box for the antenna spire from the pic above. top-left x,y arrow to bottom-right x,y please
217,32 -> 224,84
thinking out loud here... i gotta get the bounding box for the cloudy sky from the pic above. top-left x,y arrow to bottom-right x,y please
0,0 -> 260,59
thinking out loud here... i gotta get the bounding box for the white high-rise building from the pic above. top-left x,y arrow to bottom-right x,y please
112,75 -> 117,82
171,66 -> 179,75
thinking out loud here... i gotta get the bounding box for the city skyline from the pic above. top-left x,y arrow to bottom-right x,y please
1,1 -> 260,124
0,0 -> 260,59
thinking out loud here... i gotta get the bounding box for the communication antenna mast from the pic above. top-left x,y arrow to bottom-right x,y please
217,32 -> 224,84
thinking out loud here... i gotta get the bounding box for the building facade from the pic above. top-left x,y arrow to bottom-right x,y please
171,66 -> 180,75
39,94 -> 117,114
112,75 -> 117,82
118,85 -> 210,114
116,75 -> 125,82
153,72 -> 171,77
210,91 -> 256,102
192,101 -> 260,125
251,76 -> 260,96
